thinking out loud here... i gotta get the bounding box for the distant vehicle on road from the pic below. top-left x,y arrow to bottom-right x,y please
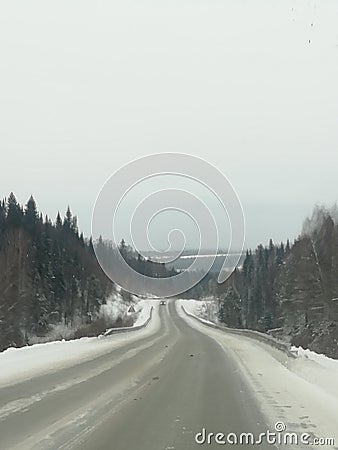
160,300 -> 166,305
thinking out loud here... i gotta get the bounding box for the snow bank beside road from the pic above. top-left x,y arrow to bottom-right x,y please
178,298 -> 219,323
178,299 -> 201,316
103,299 -> 159,335
134,299 -> 160,326
292,345 -> 338,370
290,345 -> 338,401
0,299 -> 159,388
101,293 -> 159,328
178,299 -> 294,357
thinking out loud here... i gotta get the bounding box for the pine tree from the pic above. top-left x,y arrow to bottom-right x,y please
0,200 -> 6,235
23,195 -> 38,234
88,237 -> 95,255
79,232 -> 85,247
7,192 -> 22,228
71,216 -> 78,235
63,206 -> 72,230
56,212 -> 62,227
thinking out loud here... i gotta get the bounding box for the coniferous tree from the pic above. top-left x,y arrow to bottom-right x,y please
7,192 -> 22,228
23,195 -> 38,234
63,206 -> 72,230
56,212 -> 62,228
0,200 -> 6,235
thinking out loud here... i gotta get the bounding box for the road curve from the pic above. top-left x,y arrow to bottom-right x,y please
0,301 -> 272,450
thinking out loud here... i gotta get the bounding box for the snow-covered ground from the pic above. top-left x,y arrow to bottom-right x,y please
99,291 -> 134,323
177,301 -> 338,448
179,298 -> 338,369
103,298 -> 160,333
100,290 -> 159,326
133,299 -> 159,326
178,298 -> 219,324
0,299 -> 159,388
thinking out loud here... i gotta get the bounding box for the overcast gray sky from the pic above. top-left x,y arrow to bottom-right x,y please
1,0 -> 337,250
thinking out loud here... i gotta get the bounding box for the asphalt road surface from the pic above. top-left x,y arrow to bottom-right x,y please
0,301 -> 275,450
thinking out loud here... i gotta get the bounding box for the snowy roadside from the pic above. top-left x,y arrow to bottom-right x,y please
292,345 -> 338,370
178,298 -> 220,324
0,299 -> 160,388
179,299 -> 338,369
178,299 -> 295,357
177,301 -> 338,448
103,298 -> 160,334
133,299 -> 159,326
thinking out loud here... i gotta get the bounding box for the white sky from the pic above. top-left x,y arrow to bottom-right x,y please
0,0 -> 337,249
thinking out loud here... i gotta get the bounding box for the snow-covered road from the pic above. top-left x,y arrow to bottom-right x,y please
0,299 -> 337,449
177,300 -> 338,449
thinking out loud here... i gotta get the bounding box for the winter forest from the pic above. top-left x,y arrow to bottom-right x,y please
0,193 -> 169,351
212,206 -> 338,358
1,193 -> 338,358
